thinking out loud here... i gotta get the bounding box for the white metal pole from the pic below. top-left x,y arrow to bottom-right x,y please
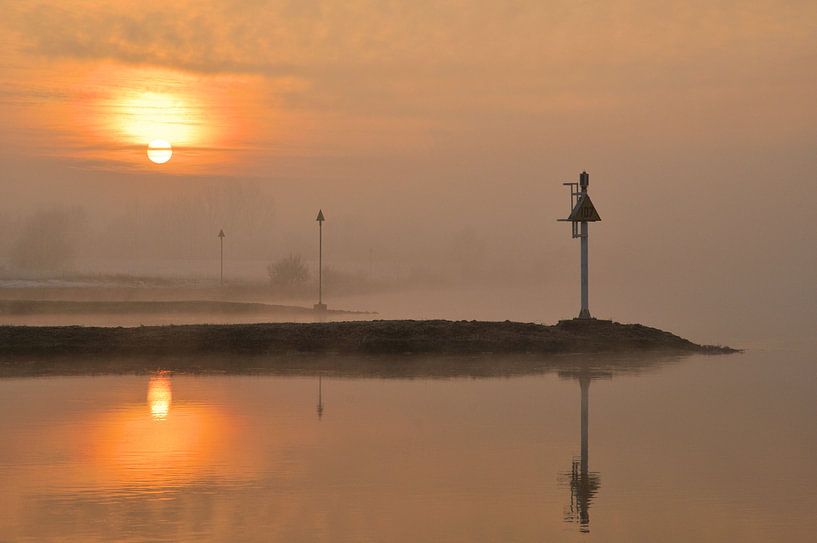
580,220 -> 589,318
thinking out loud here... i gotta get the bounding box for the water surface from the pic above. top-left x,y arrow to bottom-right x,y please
1,349 -> 815,542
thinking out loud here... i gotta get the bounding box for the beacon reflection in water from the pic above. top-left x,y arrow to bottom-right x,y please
558,369 -> 610,533
316,375 -> 324,420
147,371 -> 172,420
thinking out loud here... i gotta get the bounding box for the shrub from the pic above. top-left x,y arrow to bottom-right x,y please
267,254 -> 310,287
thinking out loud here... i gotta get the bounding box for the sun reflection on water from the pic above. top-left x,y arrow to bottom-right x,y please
147,372 -> 172,421
90,373 -> 249,489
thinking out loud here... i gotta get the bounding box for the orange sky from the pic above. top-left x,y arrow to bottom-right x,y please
2,0 -> 815,176
0,0 -> 815,337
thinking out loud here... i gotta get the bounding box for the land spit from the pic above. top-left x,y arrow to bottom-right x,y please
0,319 -> 736,361
0,299 -> 370,317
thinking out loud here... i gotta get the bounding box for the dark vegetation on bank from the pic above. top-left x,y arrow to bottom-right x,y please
0,319 -> 737,365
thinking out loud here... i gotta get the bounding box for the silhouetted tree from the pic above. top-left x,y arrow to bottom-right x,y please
10,207 -> 86,272
267,254 -> 310,287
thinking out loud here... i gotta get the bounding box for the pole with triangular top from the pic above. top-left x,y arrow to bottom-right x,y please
314,210 -> 327,311
558,172 -> 601,319
218,229 -> 226,286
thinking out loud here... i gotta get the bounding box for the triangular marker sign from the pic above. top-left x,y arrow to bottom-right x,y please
218,229 -> 225,238
568,195 -> 601,222
316,210 -> 325,222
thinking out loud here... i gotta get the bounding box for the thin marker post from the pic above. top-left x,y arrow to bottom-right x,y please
314,210 -> 327,311
218,229 -> 225,286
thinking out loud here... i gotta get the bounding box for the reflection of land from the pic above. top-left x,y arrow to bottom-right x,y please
0,351 -> 692,379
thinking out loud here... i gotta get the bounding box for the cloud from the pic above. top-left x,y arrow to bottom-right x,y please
8,0 -> 816,117
16,2 -> 294,75
3,0 -> 817,166
11,1 -> 816,73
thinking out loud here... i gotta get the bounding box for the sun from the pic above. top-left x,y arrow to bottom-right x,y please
147,140 -> 173,164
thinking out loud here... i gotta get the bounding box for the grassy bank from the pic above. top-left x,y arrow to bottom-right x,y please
0,319 -> 736,359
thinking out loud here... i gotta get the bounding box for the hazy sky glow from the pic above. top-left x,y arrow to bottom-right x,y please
0,1 -> 815,340
4,1 -> 815,174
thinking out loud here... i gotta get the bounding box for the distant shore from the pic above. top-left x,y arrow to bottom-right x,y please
0,319 -> 737,361
0,299 -> 371,316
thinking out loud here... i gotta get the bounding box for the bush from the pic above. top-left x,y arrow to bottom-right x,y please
267,254 -> 310,287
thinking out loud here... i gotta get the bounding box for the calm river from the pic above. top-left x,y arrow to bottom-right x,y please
1,347 -> 815,542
